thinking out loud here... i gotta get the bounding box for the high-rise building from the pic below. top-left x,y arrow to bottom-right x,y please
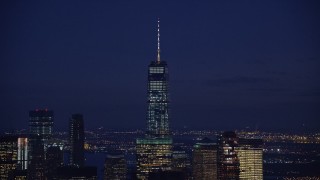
0,135 -> 18,179
69,114 -> 85,167
218,131 -> 240,180
29,109 -> 54,148
104,153 -> 127,180
136,138 -> 172,179
28,109 -> 53,180
146,64 -> 169,138
136,19 -> 173,180
235,138 -> 263,180
192,137 -> 218,180
28,136 -> 45,180
17,137 -> 28,170
145,19 -> 170,139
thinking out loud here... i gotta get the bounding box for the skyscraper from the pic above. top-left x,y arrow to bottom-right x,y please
29,109 -> 54,147
136,138 -> 172,179
218,131 -> 240,180
235,138 -> 263,180
146,19 -> 170,138
192,137 -> 218,180
28,109 -> 53,180
69,114 -> 85,167
136,19 -> 173,179
17,137 -> 28,170
146,63 -> 169,138
28,136 -> 45,180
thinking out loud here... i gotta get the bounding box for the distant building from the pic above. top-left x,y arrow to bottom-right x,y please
45,146 -> 63,179
192,137 -> 218,180
145,61 -> 170,138
69,114 -> 85,167
54,166 -> 97,180
17,137 -> 28,170
136,19 -> 173,180
172,146 -> 191,174
0,135 -> 18,179
218,131 -> 240,180
28,109 -> 53,180
235,138 -> 263,180
136,138 -> 172,179
104,153 -> 127,180
28,136 -> 45,180
28,109 -> 54,150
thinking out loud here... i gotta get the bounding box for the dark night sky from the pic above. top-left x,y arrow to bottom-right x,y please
1,0 -> 319,132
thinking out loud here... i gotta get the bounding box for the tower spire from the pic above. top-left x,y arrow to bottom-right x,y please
157,18 -> 160,63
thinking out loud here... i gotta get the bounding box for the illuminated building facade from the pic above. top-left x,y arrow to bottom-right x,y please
136,19 -> 173,179
145,18 -> 169,139
235,138 -> 263,180
0,135 -> 18,179
104,154 -> 127,180
146,61 -> 169,138
136,138 -> 172,179
69,114 -> 85,167
17,137 -> 28,170
172,146 -> 191,173
218,131 -> 240,180
192,137 -> 218,180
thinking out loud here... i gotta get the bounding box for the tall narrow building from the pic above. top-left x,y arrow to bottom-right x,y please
69,114 -> 85,167
146,18 -> 170,138
17,137 -> 28,170
136,19 -> 173,180
146,60 -> 170,138
28,109 -> 53,180
28,136 -> 45,180
146,60 -> 169,137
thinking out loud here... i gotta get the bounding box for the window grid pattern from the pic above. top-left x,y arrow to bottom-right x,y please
146,63 -> 170,138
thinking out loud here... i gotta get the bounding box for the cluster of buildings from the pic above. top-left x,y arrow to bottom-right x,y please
134,20 -> 263,180
0,20 -> 263,179
0,110 -> 98,179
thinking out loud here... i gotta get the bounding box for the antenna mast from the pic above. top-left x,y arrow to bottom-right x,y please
157,18 -> 160,63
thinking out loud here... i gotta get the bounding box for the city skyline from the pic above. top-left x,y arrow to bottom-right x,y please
1,0 -> 319,132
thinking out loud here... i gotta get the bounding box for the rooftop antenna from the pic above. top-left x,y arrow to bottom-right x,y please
157,18 -> 161,63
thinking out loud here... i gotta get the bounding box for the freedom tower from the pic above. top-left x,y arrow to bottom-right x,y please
146,22 -> 169,138
136,19 -> 172,179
